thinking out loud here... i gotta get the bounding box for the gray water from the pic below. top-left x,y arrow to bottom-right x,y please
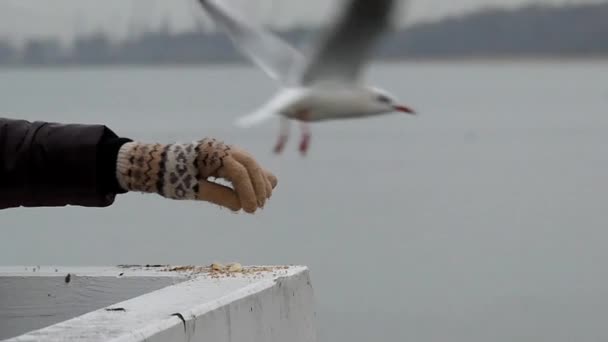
1,61 -> 608,341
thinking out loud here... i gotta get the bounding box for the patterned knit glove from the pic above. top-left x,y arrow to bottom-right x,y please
115,138 -> 277,214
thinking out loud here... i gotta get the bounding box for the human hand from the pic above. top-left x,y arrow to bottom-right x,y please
116,138 -> 277,213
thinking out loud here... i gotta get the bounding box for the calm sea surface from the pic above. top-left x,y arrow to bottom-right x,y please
1,61 -> 608,341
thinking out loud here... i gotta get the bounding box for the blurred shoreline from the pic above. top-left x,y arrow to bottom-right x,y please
1,2 -> 607,68
1,56 -> 607,72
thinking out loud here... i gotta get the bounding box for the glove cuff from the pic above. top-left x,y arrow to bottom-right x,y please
116,141 -> 202,200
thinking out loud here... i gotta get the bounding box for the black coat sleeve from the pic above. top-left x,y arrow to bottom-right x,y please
0,117 -> 132,209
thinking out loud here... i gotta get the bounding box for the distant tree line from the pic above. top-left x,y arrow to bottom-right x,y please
1,2 -> 607,67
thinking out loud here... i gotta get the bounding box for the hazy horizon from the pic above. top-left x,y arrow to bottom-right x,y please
1,0 -> 604,45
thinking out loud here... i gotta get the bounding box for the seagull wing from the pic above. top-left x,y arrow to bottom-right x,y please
297,0 -> 403,85
234,88 -> 307,128
197,0 -> 304,85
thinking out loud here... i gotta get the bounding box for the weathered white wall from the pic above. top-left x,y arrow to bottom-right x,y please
4,266 -> 317,342
133,270 -> 317,342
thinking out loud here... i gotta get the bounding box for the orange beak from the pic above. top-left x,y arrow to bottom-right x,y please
394,105 -> 416,115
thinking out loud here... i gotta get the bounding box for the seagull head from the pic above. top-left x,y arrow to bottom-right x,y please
369,88 -> 416,116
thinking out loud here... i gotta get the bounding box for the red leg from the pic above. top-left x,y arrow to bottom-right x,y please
297,111 -> 312,156
299,124 -> 311,156
274,117 -> 289,154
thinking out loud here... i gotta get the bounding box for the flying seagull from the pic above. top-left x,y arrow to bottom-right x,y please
197,0 -> 416,155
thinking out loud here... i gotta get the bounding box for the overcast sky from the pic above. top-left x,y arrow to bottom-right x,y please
0,0 -> 598,44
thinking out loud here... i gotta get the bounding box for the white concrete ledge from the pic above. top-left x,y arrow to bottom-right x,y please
1,265 -> 317,342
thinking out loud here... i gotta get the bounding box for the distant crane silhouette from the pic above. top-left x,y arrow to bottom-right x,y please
127,0 -> 157,38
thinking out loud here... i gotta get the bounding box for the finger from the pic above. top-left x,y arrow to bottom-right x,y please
198,180 -> 241,212
232,150 -> 268,207
264,175 -> 273,199
264,169 -> 278,189
217,158 -> 258,214
263,170 -> 277,198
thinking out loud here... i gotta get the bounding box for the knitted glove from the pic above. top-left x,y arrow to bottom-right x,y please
115,138 -> 277,214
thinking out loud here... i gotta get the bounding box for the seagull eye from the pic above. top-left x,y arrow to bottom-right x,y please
377,95 -> 391,104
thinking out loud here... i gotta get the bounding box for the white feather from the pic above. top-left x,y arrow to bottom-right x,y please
234,109 -> 276,128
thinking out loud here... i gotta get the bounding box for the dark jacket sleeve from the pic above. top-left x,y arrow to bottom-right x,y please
0,117 -> 131,209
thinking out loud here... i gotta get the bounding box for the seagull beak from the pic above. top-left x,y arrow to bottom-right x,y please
394,105 -> 416,115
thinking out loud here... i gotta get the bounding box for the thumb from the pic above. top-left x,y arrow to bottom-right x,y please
197,180 -> 242,212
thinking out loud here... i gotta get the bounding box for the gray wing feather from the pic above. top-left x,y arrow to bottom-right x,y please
198,0 -> 304,84
298,0 -> 401,85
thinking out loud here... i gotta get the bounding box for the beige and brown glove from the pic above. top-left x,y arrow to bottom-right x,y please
115,138 -> 277,214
